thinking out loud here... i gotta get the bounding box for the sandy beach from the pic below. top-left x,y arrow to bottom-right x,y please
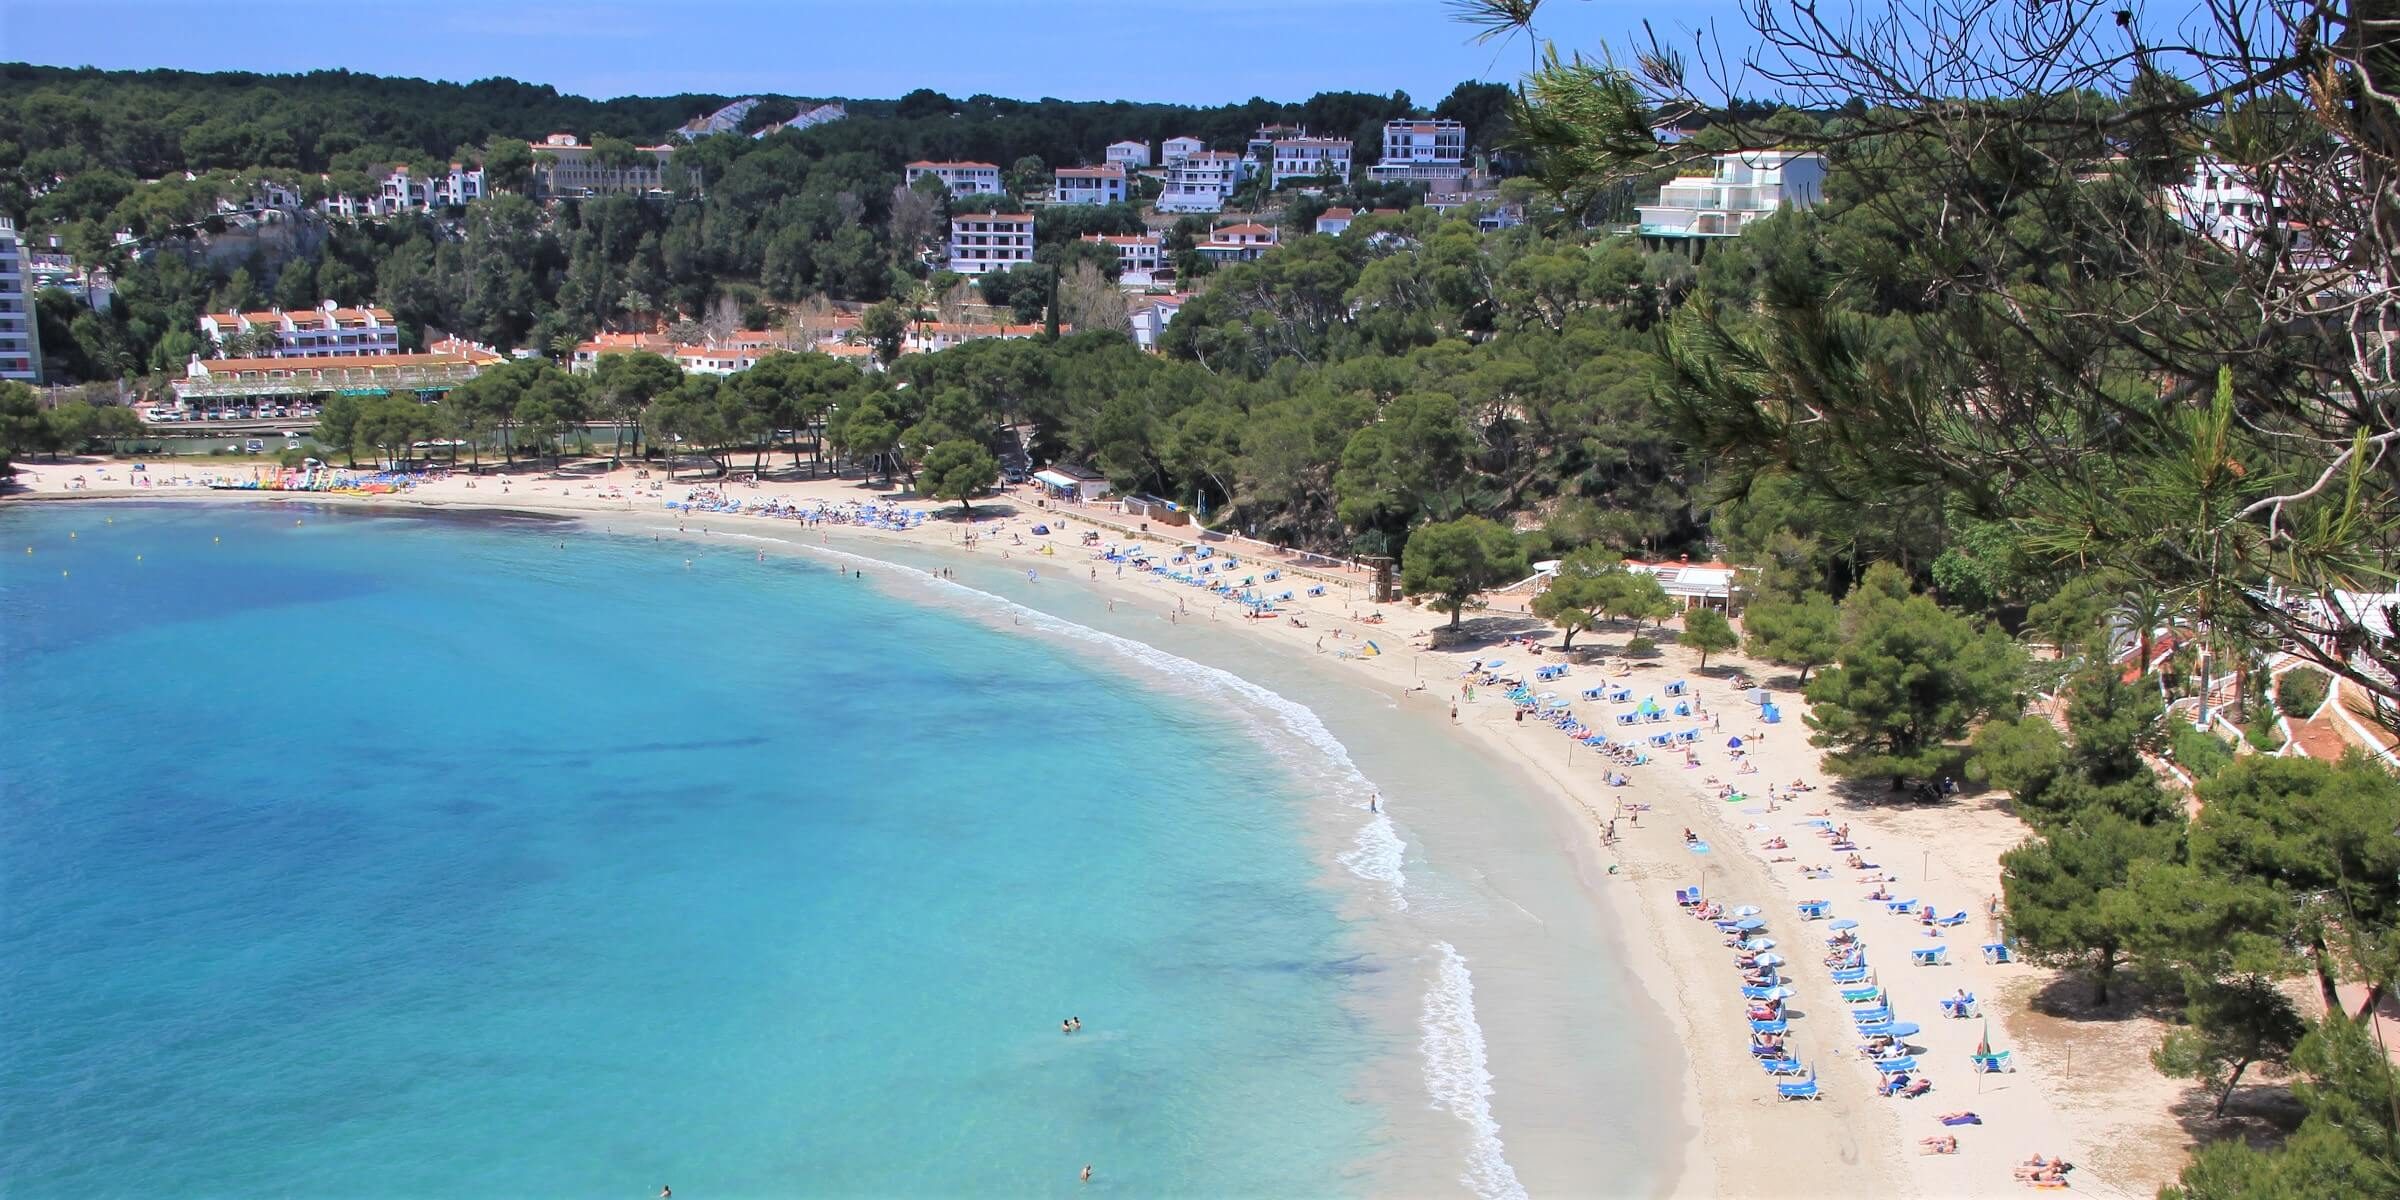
8,458 -> 2193,1197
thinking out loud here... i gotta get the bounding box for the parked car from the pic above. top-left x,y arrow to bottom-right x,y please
244,439 -> 264,453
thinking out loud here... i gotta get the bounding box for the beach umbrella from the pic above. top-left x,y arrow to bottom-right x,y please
1733,917 -> 1767,931
1730,905 -> 1762,917
1727,736 -> 1744,748
1888,1022 -> 1922,1038
1976,1019 -> 1991,1057
1828,918 -> 1860,930
1753,953 -> 1786,967
1766,986 -> 1797,999
1738,938 -> 1775,951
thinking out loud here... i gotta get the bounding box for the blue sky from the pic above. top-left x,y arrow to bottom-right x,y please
0,0 -> 1729,106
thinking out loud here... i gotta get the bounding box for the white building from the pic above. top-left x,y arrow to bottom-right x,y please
1314,206 -> 1401,236
676,98 -> 760,141
750,103 -> 848,140
199,301 -> 401,359
2163,157 -> 2274,251
377,163 -> 484,214
1271,137 -> 1352,187
1194,222 -> 1278,264
1130,293 -> 1189,352
1632,149 -> 1825,239
0,217 -> 39,382
1052,165 -> 1128,206
906,160 -> 1005,198
1158,151 -> 1241,213
1622,558 -> 1738,611
1161,136 -> 1206,164
1248,123 -> 1305,159
1081,233 -> 1164,278
1106,140 -> 1151,169
530,133 -> 678,197
1369,119 -> 1468,185
949,212 -> 1037,275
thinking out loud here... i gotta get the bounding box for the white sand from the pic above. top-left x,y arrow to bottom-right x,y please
11,459 -> 2192,1195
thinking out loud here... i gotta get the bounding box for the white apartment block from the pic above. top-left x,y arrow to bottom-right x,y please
0,217 -> 39,382
1081,233 -> 1163,277
1106,140 -> 1151,169
1157,151 -> 1241,213
198,301 -> 401,358
376,163 -> 484,214
1248,123 -> 1304,159
906,160 -> 1005,198
1633,149 -> 1825,239
1052,165 -> 1128,206
2163,157 -> 2274,251
530,133 -> 678,197
1369,119 -> 1468,184
1160,136 -> 1206,164
949,212 -> 1037,275
1271,137 -> 1353,187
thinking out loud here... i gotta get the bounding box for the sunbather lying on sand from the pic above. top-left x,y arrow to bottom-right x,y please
1921,1136 -> 1959,1155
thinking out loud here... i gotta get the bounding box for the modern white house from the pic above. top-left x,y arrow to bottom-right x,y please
2162,157 -> 2275,251
948,212 -> 1037,275
905,160 -> 1005,197
1106,140 -> 1152,169
1033,464 -> 1114,502
1193,222 -> 1279,264
198,301 -> 401,359
1157,151 -> 1241,213
1314,206 -> 1402,236
1052,164 -> 1128,206
1632,149 -> 1826,240
1160,136 -> 1206,165
1130,293 -> 1189,352
1081,233 -> 1164,277
1270,137 -> 1352,187
375,163 -> 484,214
529,133 -> 678,197
0,217 -> 38,382
1368,118 -> 1469,187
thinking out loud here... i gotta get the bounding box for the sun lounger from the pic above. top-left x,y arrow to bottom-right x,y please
1856,1020 -> 1894,1037
1797,900 -> 1831,919
1830,966 -> 1870,984
1982,942 -> 2013,964
1776,1078 -> 1822,1101
1307,585 -> 1325,596
1742,985 -> 1783,1000
1933,911 -> 1970,927
1842,986 -> 1884,1003
1911,946 -> 1951,966
1764,1058 -> 1808,1076
1972,1051 -> 2014,1073
1674,887 -> 1703,906
1750,1018 -> 1788,1034
1851,1006 -> 1893,1025
1873,1055 -> 1918,1075
1665,680 -> 1688,696
1941,995 -> 1979,1018
1886,898 -> 1919,914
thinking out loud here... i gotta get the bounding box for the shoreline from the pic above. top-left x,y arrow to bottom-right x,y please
7,472 -> 2181,1196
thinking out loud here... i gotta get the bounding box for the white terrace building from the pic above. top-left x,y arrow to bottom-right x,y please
907,160 -> 1005,198
2162,157 -> 2275,251
1157,151 -> 1241,213
529,133 -> 678,198
1052,164 -> 1128,206
1369,119 -> 1468,186
1106,140 -> 1151,169
1271,137 -> 1352,187
1633,149 -> 1826,240
948,212 -> 1037,275
1161,136 -> 1206,165
1194,222 -> 1278,264
199,301 -> 401,358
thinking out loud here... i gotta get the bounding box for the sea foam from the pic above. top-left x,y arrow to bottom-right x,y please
1423,942 -> 1529,1200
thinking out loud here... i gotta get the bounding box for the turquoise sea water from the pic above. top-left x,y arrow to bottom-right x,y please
0,502 -> 1387,1198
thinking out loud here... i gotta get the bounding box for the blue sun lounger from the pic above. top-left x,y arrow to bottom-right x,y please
1886,898 -> 1919,914
1932,910 -> 1970,927
1582,686 -> 1608,700
1981,942 -> 2013,964
1750,1018 -> 1788,1034
1742,984 -> 1783,1000
1797,900 -> 1831,919
1830,965 -> 1871,984
1606,686 -> 1632,702
1842,985 -> 1884,1003
1307,585 -> 1325,597
1911,945 -> 1951,966
1664,680 -> 1688,696
1674,887 -> 1703,906
1851,1006 -> 1893,1025
1763,1057 -> 1807,1076
1873,1055 -> 1918,1075
1972,1050 -> 2014,1073
1777,1078 -> 1821,1101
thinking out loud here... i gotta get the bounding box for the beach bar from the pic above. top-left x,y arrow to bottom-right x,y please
1033,465 -> 1113,503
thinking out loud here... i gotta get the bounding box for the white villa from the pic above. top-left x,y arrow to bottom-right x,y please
1106,140 -> 1151,169
2162,157 -> 2274,251
905,160 -> 1005,198
1194,222 -> 1278,264
948,212 -> 1036,275
1271,137 -> 1352,187
1161,136 -> 1206,164
1081,233 -> 1164,278
528,133 -> 678,198
1052,164 -> 1127,206
1158,151 -> 1241,213
1633,149 -> 1825,240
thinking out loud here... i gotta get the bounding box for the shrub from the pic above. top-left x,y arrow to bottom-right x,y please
2169,723 -> 2237,781
1626,635 -> 1657,656
2276,669 -> 2329,719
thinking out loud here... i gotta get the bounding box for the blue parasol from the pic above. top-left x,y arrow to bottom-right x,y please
1828,918 -> 1860,930
1733,917 -> 1767,931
